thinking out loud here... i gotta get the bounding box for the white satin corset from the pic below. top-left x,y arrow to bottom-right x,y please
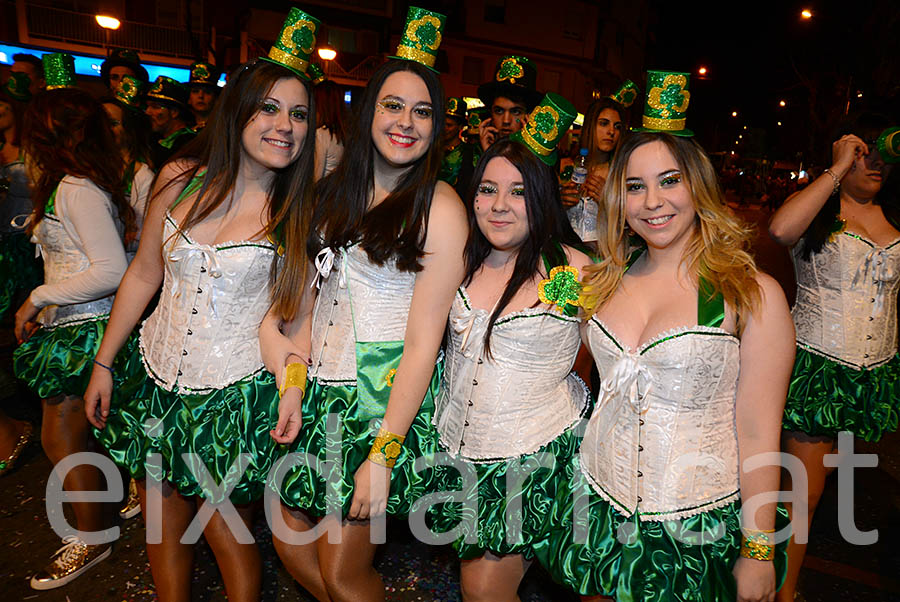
434,289 -> 589,461
309,245 -> 417,383
139,215 -> 277,393
33,213 -> 115,327
792,232 -> 900,369
580,318 -> 742,521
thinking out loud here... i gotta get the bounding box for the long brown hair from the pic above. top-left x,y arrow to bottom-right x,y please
160,59 -> 317,321
310,59 -> 445,273
582,132 -> 761,332
0,87 -> 25,148
23,88 -> 133,236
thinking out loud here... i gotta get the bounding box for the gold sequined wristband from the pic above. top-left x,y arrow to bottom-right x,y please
367,428 -> 406,468
279,362 -> 308,398
740,529 -> 775,561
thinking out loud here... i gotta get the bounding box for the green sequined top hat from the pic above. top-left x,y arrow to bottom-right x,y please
510,92 -> 578,166
478,55 -> 543,111
43,53 -> 77,90
100,48 -> 149,87
876,127 -> 900,164
4,72 -> 32,102
113,75 -> 145,113
146,76 -> 189,110
307,62 -> 326,86
446,97 -> 467,121
389,6 -> 447,73
188,62 -> 220,89
608,79 -> 639,108
633,70 -> 693,137
260,7 -> 321,80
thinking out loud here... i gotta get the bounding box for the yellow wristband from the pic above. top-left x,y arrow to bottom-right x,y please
367,427 -> 406,468
740,529 -> 775,561
279,362 -> 308,398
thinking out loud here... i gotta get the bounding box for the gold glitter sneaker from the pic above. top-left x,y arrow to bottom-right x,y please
118,478 -> 141,519
30,536 -> 112,590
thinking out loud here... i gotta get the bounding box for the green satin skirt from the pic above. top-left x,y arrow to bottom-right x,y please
13,316 -> 107,399
274,368 -> 444,518
532,458 -> 789,600
0,233 -> 42,319
95,341 -> 284,505
782,347 -> 900,441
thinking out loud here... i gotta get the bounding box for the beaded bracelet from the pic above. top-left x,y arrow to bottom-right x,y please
367,427 -> 406,468
279,362 -> 308,398
93,358 -> 115,377
822,168 -> 841,195
740,528 -> 775,561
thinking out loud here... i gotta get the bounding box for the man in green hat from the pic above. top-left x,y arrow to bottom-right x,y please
187,61 -> 220,130
100,48 -> 149,92
477,55 -> 543,152
145,75 -> 195,166
10,54 -> 45,97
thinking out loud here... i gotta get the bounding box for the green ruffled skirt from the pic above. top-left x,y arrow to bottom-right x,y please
96,342 -> 283,505
274,368 -> 443,518
0,233 -> 42,319
532,458 -> 789,600
430,424 -> 583,560
13,317 -> 107,399
782,346 -> 900,441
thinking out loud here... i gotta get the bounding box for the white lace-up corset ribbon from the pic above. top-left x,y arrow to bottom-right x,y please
139,216 -> 277,393
792,233 -> 900,369
434,289 -> 590,461
309,245 -> 417,384
580,318 -> 742,521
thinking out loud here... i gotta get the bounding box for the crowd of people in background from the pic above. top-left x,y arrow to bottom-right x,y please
0,5 -> 899,602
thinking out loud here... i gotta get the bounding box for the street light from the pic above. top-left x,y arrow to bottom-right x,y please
95,15 -> 121,29
801,9 -> 813,19
317,46 -> 336,61
698,66 -> 707,76
731,111 -> 738,117
857,91 -> 863,98
777,121 -> 782,126
779,100 -> 786,107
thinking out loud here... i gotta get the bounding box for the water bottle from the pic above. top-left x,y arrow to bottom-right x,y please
571,148 -> 589,186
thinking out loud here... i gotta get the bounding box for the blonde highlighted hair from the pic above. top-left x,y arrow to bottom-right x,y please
582,132 -> 761,332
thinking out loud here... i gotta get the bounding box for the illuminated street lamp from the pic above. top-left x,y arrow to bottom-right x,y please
801,9 -> 813,19
779,100 -> 786,107
317,46 -> 337,61
698,66 -> 707,76
95,15 -> 121,29
731,111 -> 738,118
777,121 -> 783,126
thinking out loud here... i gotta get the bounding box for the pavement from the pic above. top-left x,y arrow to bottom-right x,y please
1,199 -> 899,601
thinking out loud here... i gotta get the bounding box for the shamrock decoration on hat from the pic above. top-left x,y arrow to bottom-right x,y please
43,53 -> 77,90
608,79 -> 639,108
877,127 -> 900,164
477,55 -> 542,111
146,76 -> 189,110
510,92 -> 578,166
390,6 -> 447,72
260,7 -> 322,79
634,70 -> 693,136
4,72 -> 32,102
307,63 -> 326,86
189,62 -> 220,90
114,75 -> 145,113
446,97 -> 467,122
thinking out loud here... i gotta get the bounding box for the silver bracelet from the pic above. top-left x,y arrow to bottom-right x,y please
822,168 -> 841,195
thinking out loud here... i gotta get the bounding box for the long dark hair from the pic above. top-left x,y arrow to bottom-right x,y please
0,87 -> 25,148
23,88 -> 133,237
465,138 -> 584,353
100,98 -> 154,169
310,59 -> 445,273
314,80 -> 347,145
799,111 -> 899,259
160,59 -> 317,321
579,97 -> 626,163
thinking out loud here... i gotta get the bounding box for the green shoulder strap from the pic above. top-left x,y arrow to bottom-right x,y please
170,170 -> 206,211
697,275 -> 725,328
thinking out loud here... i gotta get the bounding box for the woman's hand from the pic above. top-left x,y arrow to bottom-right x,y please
560,182 -> 581,208
259,314 -> 307,390
84,364 -> 114,429
348,459 -> 391,520
270,386 -> 303,444
14,297 -> 40,344
732,556 -> 776,602
582,170 -> 607,200
831,134 -> 868,176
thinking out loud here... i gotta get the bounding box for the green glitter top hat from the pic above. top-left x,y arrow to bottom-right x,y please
188,62 -> 220,89
389,6 -> 447,73
307,62 -> 326,86
261,7 -> 321,79
4,72 -> 32,102
146,76 -> 189,109
633,70 -> 693,137
101,48 -> 148,87
511,93 -> 578,166
446,97 -> 466,121
113,75 -> 145,113
43,53 -> 77,90
608,79 -> 639,108
877,127 -> 900,164
478,55 -> 542,110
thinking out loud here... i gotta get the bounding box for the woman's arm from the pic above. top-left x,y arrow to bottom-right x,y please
732,273 -> 795,602
350,180 -> 468,519
85,162 -> 191,428
768,134 -> 866,246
